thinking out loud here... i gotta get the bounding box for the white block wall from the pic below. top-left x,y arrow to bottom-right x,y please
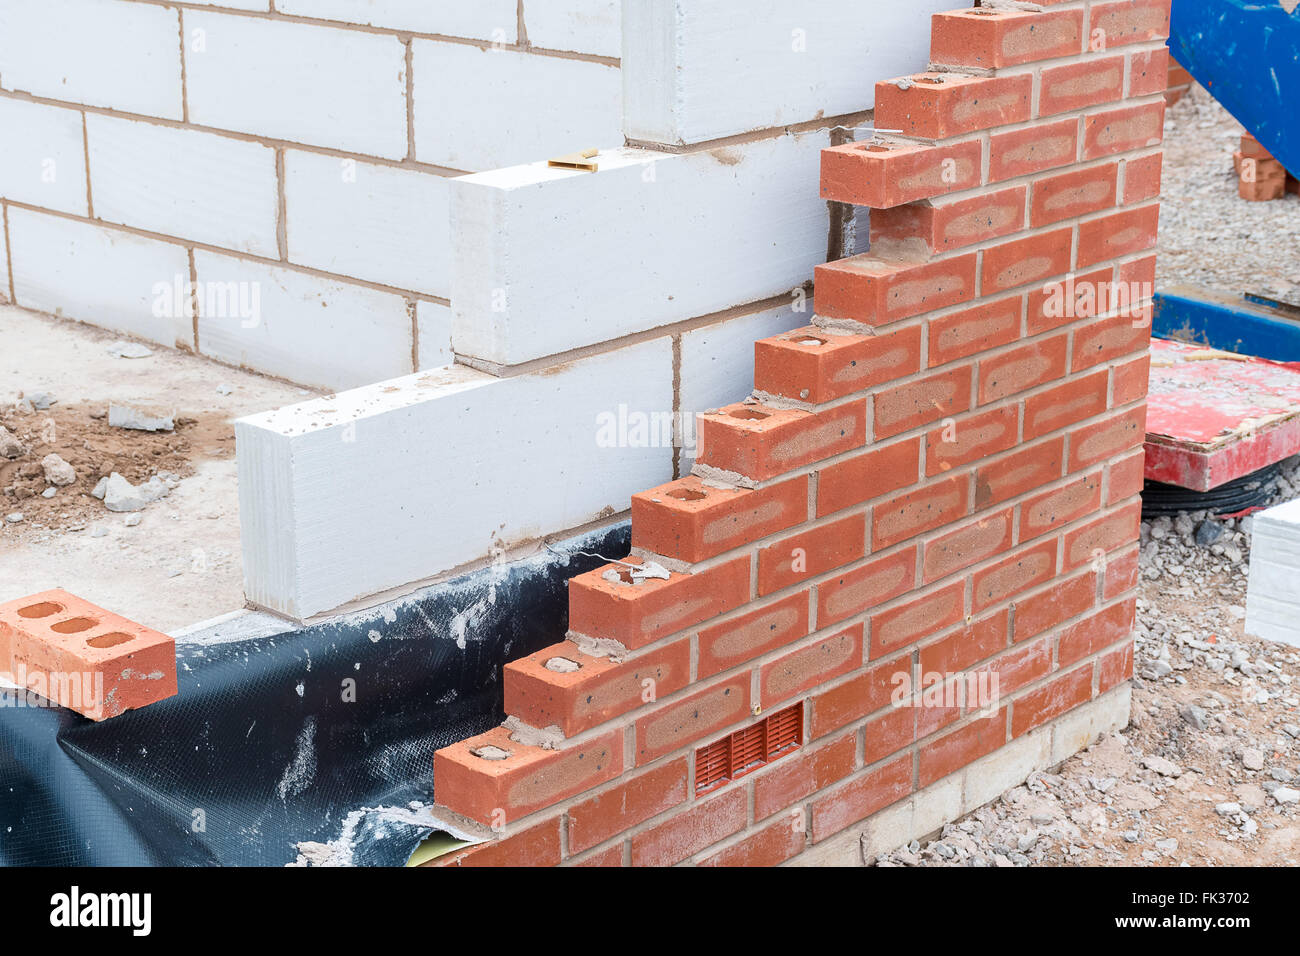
621,0 -> 955,145
0,99 -> 88,215
237,338 -> 673,619
451,132 -> 830,366
1245,498 -> 1300,648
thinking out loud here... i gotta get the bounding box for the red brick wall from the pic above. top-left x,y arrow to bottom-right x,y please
431,0 -> 1166,867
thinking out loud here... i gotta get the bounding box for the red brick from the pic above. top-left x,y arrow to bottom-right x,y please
814,253 -> 978,327
921,610 -> 1009,675
629,787 -> 746,866
809,661 -> 900,738
754,324 -> 922,404
810,755 -> 912,842
754,730 -> 857,819
926,404 -> 1019,476
922,507 -> 1015,583
1091,0 -> 1172,50
1112,351 -> 1151,407
974,436 -> 1065,507
434,818 -> 563,868
928,296 -> 1024,368
1068,406 -> 1146,471
760,625 -> 863,706
870,581 -> 965,658
1083,101 -> 1165,159
696,401 -> 867,482
1023,369 -> 1109,439
0,589 -> 177,721
504,639 -> 691,737
1027,266 -> 1115,334
1103,542 -> 1141,600
1062,501 -> 1141,571
698,816 -> 806,867
874,473 -> 969,549
817,436 -> 920,517
1129,47 -> 1170,97
1011,665 -> 1092,737
863,704 -> 916,764
572,844 -> 624,867
632,474 -> 807,563
972,638 -> 1052,698
1020,472 -> 1103,541
698,591 -> 810,679
979,334 -> 1069,404
567,556 -> 751,651
1058,598 -> 1136,667
757,512 -> 867,596
875,71 -> 1032,139
1077,203 -> 1159,268
820,138 -> 983,208
989,117 -> 1079,182
1107,447 -> 1146,504
972,539 -> 1059,611
874,365 -> 973,440
1072,313 -> 1150,373
816,546 -> 917,626
1030,162 -> 1119,227
1123,150 -> 1164,204
1012,569 -> 1098,643
566,756 -> 688,853
1098,640 -> 1134,693
1038,56 -> 1125,117
634,674 -> 750,764
930,7 -> 1083,69
433,726 -> 622,826
982,227 -> 1074,296
870,185 -> 1026,256
919,708 -> 1007,787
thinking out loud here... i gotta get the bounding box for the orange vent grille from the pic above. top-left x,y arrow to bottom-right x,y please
694,702 -> 803,795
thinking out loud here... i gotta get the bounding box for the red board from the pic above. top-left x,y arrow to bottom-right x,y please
1144,338 -> 1300,491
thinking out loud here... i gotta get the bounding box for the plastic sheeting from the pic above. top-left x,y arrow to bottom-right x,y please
0,523 -> 629,867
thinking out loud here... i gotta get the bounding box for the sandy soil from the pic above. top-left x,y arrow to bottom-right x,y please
0,305 -> 317,632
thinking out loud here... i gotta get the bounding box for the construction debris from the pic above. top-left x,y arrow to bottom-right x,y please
108,404 -> 175,432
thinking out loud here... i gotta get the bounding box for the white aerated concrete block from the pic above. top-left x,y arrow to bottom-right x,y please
0,99 -> 88,216
87,115 -> 279,257
284,152 -> 451,296
276,0 -> 518,42
678,299 -> 808,462
186,13 -> 408,159
412,42 -> 621,171
194,253 -> 412,391
451,133 -> 829,366
0,210 -> 10,303
237,337 -> 673,619
416,301 -> 453,370
622,0 -> 953,145
525,0 -> 621,57
0,0 -> 183,119
7,209 -> 190,346
1246,497 -> 1300,647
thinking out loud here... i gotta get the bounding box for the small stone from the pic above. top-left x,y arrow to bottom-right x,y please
1274,787 -> 1300,805
23,391 -> 55,410
108,404 -> 174,432
105,341 -> 153,359
1155,838 -> 1178,855
1123,830 -> 1141,843
1180,704 -> 1209,730
1242,748 -> 1266,771
1194,519 -> 1224,546
1142,755 -> 1182,777
4,512 -> 23,524
89,525 -> 109,538
123,514 -> 142,527
101,472 -> 170,512
215,383 -> 234,396
1214,802 -> 1242,816
41,453 -> 76,487
0,425 -> 25,460
41,487 -> 56,499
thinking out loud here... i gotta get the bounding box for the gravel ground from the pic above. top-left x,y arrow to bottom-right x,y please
1157,84 -> 1300,307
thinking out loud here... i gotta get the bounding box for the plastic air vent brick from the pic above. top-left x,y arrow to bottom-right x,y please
694,702 -> 803,795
